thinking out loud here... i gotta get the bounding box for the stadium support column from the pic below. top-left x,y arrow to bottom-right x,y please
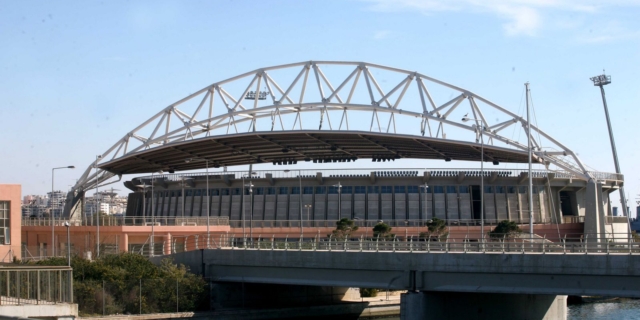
584,179 -> 606,243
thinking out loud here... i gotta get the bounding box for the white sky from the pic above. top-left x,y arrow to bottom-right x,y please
1,0 -> 639,216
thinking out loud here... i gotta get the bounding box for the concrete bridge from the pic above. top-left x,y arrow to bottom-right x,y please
157,246 -> 640,320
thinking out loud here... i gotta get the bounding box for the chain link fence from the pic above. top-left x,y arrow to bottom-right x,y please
74,278 -> 208,316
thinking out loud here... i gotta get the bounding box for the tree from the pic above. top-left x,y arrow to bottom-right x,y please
489,220 -> 522,239
373,222 -> 394,240
419,218 -> 448,241
332,218 -> 359,240
30,253 -> 208,316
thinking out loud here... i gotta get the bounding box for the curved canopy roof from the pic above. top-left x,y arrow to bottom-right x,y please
98,130 -> 535,174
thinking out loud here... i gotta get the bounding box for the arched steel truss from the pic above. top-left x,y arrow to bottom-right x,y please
73,61 -> 592,194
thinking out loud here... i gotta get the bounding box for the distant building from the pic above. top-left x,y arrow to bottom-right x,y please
47,191 -> 67,218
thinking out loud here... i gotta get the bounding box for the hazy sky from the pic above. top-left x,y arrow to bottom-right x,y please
1,1 -> 639,216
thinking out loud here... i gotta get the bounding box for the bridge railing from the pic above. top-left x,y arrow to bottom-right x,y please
145,232 -> 640,257
0,266 -> 73,306
22,216 -> 230,227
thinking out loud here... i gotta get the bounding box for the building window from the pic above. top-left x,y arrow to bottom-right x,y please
342,186 -> 353,194
433,186 -> 444,194
495,186 -> 505,193
508,186 -> 516,194
266,187 -> 276,195
459,186 -> 469,193
355,186 -> 366,194
303,186 -> 313,194
484,186 -> 493,193
220,189 -> 230,196
232,188 -> 241,195
315,186 -> 326,194
407,186 -> 419,194
0,201 -> 9,245
446,186 -> 456,193
367,186 -> 379,193
291,187 -> 300,194
394,186 -> 406,193
255,187 -> 265,195
279,187 -> 288,195
381,186 -> 393,194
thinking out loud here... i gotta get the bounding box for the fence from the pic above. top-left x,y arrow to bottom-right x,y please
0,266 -> 73,306
75,278 -> 207,316
22,216 -> 229,227
144,231 -> 640,256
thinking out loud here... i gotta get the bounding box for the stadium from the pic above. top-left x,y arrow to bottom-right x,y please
43,61 -> 628,255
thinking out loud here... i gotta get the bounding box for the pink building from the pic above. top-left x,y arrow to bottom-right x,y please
0,184 -> 22,262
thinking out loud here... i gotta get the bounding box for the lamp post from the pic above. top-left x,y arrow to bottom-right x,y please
462,115 -> 485,242
240,174 -> 254,245
284,169 -> 304,239
94,155 -> 102,258
64,221 -> 70,266
185,158 -> 210,247
333,182 -> 342,220
52,165 -> 75,257
304,204 -> 312,239
590,73 -> 630,222
179,176 -> 193,219
422,183 -> 429,231
150,170 -> 163,257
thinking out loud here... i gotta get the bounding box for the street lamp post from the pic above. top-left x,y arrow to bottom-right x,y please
304,204 -> 312,239
284,169 -> 304,239
52,165 -> 75,257
150,170 -> 163,257
185,158 -> 210,247
462,115 -> 485,241
422,183 -> 429,231
64,221 -> 70,266
333,182 -> 342,220
590,73 -> 630,223
240,175 -> 254,245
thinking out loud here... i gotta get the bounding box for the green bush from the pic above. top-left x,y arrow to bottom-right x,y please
29,253 -> 208,316
489,220 -> 522,239
373,222 -> 394,240
359,288 -> 379,297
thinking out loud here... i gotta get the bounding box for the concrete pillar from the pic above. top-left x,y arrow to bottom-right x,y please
401,291 -> 566,320
164,233 -> 172,255
583,179 -> 606,242
122,233 -> 129,252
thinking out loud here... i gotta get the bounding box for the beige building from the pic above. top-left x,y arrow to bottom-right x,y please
0,184 -> 22,262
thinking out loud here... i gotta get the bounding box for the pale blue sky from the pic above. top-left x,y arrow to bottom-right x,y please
1,1 -> 639,216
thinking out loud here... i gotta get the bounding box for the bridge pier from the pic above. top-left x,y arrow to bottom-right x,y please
400,291 -> 566,320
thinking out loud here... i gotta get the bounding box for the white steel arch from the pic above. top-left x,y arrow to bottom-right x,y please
73,61 -> 593,194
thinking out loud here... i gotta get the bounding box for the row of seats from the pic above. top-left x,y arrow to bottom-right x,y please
375,171 -> 419,177
329,174 -> 369,178
430,171 -> 514,177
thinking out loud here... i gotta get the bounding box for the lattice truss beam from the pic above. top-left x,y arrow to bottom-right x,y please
74,61 -> 589,192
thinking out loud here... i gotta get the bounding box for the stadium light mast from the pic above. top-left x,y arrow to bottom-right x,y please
590,72 -> 629,219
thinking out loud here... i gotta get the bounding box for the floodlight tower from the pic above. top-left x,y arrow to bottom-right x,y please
590,72 -> 629,218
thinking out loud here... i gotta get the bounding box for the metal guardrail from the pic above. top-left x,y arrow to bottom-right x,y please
22,216 -> 230,227
225,218 -> 558,228
0,266 -> 73,305
142,232 -> 640,257
22,216 -> 590,228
